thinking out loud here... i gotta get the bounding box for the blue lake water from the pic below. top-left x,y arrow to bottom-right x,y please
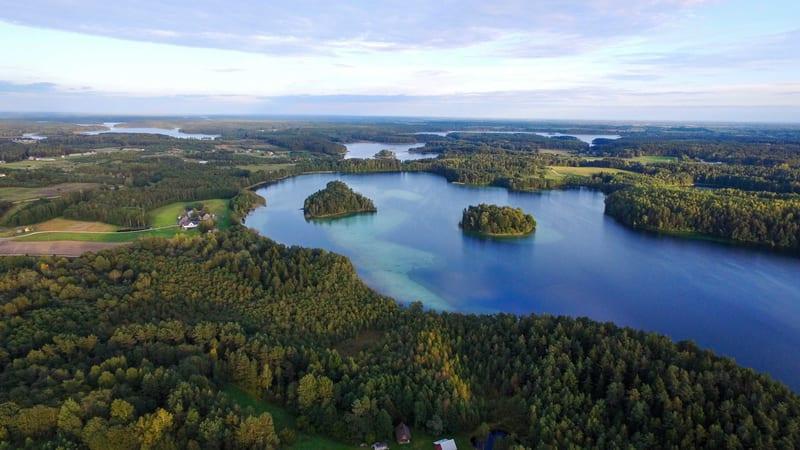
246,172 -> 800,390
344,142 -> 434,161
81,122 -> 219,140
413,131 -> 621,145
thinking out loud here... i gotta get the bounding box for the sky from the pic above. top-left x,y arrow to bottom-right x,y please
0,0 -> 798,121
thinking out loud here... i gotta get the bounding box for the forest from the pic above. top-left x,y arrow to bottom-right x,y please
604,186 -> 800,251
303,181 -> 377,219
2,119 -> 800,448
0,228 -> 798,448
459,204 -> 536,236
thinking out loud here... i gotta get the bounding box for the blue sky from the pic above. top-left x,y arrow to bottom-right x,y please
0,0 -> 798,121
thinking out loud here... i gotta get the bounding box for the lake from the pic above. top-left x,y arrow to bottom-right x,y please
344,142 -> 434,161
414,131 -> 621,145
246,172 -> 800,390
81,122 -> 219,140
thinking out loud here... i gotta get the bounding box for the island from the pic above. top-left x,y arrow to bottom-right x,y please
303,180 -> 377,219
459,203 -> 536,236
374,149 -> 397,159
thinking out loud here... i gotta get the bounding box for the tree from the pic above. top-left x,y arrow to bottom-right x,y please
58,399 -> 83,437
235,414 -> 280,449
111,399 -> 135,424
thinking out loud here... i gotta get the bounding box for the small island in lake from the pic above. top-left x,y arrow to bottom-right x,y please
459,203 -> 536,236
374,149 -> 397,159
303,180 -> 377,219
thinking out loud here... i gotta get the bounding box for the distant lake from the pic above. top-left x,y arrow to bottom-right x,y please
344,142 -> 436,161
21,133 -> 47,140
247,172 -> 800,390
81,122 -> 219,140
414,131 -> 621,145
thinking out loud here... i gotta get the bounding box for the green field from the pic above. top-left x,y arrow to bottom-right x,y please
545,166 -> 632,181
0,158 -> 80,170
223,385 -> 353,450
223,385 -> 472,450
628,155 -> 678,163
14,198 -> 232,243
13,227 -> 179,242
235,162 -> 296,172
0,183 -> 97,202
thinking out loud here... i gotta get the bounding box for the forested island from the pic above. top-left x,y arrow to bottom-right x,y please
302,180 -> 377,219
459,203 -> 536,236
373,149 -> 397,159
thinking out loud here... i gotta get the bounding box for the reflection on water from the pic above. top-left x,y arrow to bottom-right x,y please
246,172 -> 800,390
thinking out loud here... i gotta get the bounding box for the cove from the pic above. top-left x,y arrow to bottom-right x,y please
81,122 -> 219,140
246,172 -> 800,390
344,142 -> 434,161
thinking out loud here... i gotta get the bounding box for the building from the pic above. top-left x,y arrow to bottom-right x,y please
372,442 -> 389,450
433,438 -> 457,450
395,423 -> 411,444
182,222 -> 198,230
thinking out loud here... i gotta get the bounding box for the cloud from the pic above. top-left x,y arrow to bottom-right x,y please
0,81 -> 58,93
626,28 -> 800,69
0,0 -> 715,56
2,78 -> 798,122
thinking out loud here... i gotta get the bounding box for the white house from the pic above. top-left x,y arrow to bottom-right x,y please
433,438 -> 457,450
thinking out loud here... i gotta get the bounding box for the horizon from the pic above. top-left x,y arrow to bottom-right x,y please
1,1 -> 799,121
1,111 -> 799,126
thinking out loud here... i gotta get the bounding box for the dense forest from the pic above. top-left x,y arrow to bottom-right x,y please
303,181 -> 377,219
2,119 -> 800,447
459,204 -> 536,236
0,228 -> 798,448
605,186 -> 800,251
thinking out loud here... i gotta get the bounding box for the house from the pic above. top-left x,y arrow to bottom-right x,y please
182,222 -> 198,230
433,438 -> 457,450
372,442 -> 389,450
395,423 -> 411,444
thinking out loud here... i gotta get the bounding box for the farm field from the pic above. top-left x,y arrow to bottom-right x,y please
10,198 -> 232,243
545,165 -> 632,180
0,240 -> 124,256
0,182 -> 97,202
30,218 -> 117,232
628,155 -> 678,163
235,162 -> 296,172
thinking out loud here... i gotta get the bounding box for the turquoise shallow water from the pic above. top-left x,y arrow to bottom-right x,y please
246,172 -> 800,390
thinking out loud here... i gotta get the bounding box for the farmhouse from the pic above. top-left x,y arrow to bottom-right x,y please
433,438 -> 457,450
177,206 -> 216,230
395,423 -> 411,444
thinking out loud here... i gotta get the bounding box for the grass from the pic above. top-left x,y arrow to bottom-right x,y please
545,166 -> 632,180
13,227 -> 178,243
223,385 -> 353,450
0,159 -> 80,170
13,198 -> 233,243
0,183 -> 97,202
223,385 -> 473,450
148,198 -> 232,229
33,218 -> 117,232
628,155 -> 678,163
235,162 -> 296,172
